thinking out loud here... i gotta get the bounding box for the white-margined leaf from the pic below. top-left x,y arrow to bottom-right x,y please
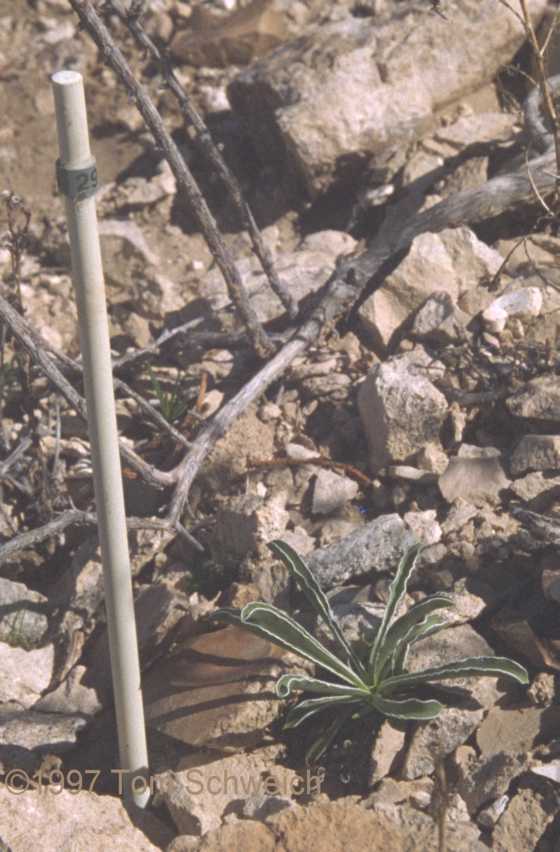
368,544 -> 422,683
371,693 -> 444,720
268,539 -> 367,678
375,594 -> 454,678
388,612 -> 451,677
381,655 -> 529,693
240,601 -> 365,689
276,673 -> 369,700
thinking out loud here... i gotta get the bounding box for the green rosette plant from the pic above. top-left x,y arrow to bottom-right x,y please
213,540 -> 528,762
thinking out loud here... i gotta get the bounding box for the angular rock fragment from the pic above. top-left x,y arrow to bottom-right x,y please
156,744 -> 290,836
0,642 -> 54,707
311,468 -> 359,515
143,626 -> 284,752
360,227 -> 501,350
401,624 -> 505,779
510,435 -> 560,474
0,702 -> 88,756
507,374 -> 560,424
411,291 -> 468,344
306,513 -> 415,589
0,578 -> 48,648
482,286 -> 542,332
228,0 -> 547,197
358,349 -> 447,471
210,492 -> 290,562
0,785 -> 160,851
200,231 -> 356,324
493,787 -> 558,852
439,445 -> 510,504
170,0 -> 289,68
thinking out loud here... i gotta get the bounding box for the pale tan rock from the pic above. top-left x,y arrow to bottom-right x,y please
156,744 -> 292,836
200,231 -> 357,325
476,706 -> 560,757
359,227 -> 502,350
143,626 -> 283,752
210,492 -> 290,562
439,445 -> 510,505
229,0 -> 547,197
170,0 -> 289,67
311,468 -> 359,515
358,348 -> 447,471
511,434 -> 560,474
402,625 -> 503,779
493,787 -> 557,852
267,798 -> 404,852
0,641 -> 54,707
507,374 -> 560,423
369,720 -> 406,785
0,786 -> 159,851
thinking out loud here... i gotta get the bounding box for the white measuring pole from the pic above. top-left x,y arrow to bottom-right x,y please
51,70 -> 149,808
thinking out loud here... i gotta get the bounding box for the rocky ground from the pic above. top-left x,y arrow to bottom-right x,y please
1,0 -> 560,849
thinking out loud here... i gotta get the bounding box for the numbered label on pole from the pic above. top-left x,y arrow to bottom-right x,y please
56,158 -> 98,201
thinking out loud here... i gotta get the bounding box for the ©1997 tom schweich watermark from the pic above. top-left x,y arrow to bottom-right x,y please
1,766 -> 324,798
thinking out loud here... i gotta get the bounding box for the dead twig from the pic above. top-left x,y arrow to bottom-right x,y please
0,509 -> 202,565
248,455 -> 373,488
105,0 -> 296,319
433,759 -> 448,852
68,0 -> 274,358
166,255 -> 368,525
0,293 -> 174,489
0,435 -> 32,478
519,0 -> 560,188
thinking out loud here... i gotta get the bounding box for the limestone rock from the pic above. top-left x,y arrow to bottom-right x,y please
155,744 -> 291,836
411,291 -> 468,345
493,787 -> 558,852
200,231 -> 357,325
439,445 -> 510,504
0,786 -> 160,851
358,349 -> 447,471
402,624 -> 504,779
360,227 -> 502,350
228,0 -> 547,197
143,626 -> 284,752
311,468 -> 359,515
0,702 -> 88,756
307,513 -> 415,589
0,578 -> 48,648
507,374 -> 560,424
510,435 -> 560,475
482,286 -> 542,333
0,642 -> 54,707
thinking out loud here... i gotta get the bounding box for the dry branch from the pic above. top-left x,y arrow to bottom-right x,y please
0,509 -> 201,566
105,0 -> 296,319
68,0 -> 274,357
0,292 -> 174,488
5,4 -> 560,561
